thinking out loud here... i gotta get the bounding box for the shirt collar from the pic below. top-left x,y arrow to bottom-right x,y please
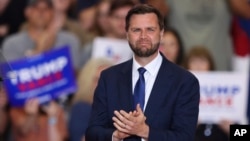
132,52 -> 162,76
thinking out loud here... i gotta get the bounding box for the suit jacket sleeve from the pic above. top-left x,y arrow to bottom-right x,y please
147,73 -> 200,141
85,72 -> 115,141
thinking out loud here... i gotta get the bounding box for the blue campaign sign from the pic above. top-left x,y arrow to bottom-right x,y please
1,46 -> 77,107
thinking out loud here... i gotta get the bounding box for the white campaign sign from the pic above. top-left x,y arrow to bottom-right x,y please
91,37 -> 133,64
192,71 -> 249,124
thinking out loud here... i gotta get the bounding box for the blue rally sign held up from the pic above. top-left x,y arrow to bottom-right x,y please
1,46 -> 77,107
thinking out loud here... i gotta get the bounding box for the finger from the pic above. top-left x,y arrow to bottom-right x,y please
114,110 -> 126,122
112,116 -> 126,128
119,110 -> 131,119
113,122 -> 123,131
30,98 -> 39,106
124,123 -> 132,130
48,101 -> 56,109
26,99 -> 35,107
136,104 -> 143,113
113,116 -> 133,131
136,104 -> 147,120
120,111 -> 135,127
113,122 -> 129,133
120,110 -> 133,123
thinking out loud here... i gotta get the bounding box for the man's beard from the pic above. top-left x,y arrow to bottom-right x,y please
129,41 -> 160,57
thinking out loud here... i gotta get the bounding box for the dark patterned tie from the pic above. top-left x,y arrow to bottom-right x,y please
134,67 -> 146,110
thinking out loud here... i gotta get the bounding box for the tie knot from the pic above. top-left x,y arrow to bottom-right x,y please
138,67 -> 146,75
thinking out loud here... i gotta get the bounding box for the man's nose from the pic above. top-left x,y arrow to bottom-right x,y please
140,30 -> 147,38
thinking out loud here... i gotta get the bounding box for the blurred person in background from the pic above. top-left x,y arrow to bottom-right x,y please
95,0 -> 112,37
159,27 -> 185,66
10,98 -> 68,141
107,0 -> 137,39
145,0 -> 168,18
68,58 -> 113,141
0,85 -> 11,141
50,0 -> 86,108
20,0 -> 86,46
1,0 -> 81,72
183,46 -> 215,71
76,0 -> 99,46
229,0 -> 250,126
79,0 -> 137,68
183,46 -> 231,141
1,0 -> 81,117
163,0 -> 233,71
51,0 -> 87,46
230,0 -> 250,72
0,0 -> 26,47
0,0 -> 10,46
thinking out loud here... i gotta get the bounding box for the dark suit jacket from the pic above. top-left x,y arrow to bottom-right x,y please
86,56 -> 200,141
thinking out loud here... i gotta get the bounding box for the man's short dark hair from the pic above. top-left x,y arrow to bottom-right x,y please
125,4 -> 164,31
27,0 -> 53,8
109,0 -> 137,15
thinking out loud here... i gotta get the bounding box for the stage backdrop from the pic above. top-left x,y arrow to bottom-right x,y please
192,71 -> 249,124
1,46 -> 77,107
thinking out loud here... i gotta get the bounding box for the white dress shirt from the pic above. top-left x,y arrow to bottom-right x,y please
132,52 -> 162,141
132,52 -> 163,111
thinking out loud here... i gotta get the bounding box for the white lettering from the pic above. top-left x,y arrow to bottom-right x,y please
8,56 -> 68,85
234,129 -> 247,136
19,68 -> 32,83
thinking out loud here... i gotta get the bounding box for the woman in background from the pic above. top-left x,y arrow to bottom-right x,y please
159,27 -> 184,66
183,46 -> 231,141
183,46 -> 215,71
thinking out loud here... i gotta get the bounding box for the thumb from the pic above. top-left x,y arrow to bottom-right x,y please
136,104 -> 143,113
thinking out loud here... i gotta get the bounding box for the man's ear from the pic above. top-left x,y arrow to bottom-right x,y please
160,29 -> 164,41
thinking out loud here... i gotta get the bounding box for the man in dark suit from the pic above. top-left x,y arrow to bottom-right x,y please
85,4 -> 200,141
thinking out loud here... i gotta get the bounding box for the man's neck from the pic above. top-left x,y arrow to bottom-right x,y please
134,52 -> 159,67
27,25 -> 46,40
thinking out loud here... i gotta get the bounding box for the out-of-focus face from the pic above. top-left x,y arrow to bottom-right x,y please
109,6 -> 132,39
52,0 -> 71,12
127,13 -> 163,57
0,0 -> 10,13
78,6 -> 96,31
188,56 -> 210,71
26,1 -> 53,29
160,32 -> 179,63
97,1 -> 110,35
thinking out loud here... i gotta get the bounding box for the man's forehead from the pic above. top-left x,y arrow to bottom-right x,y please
129,14 -> 158,23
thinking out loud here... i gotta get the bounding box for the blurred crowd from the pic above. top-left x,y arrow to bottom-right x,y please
0,0 -> 249,141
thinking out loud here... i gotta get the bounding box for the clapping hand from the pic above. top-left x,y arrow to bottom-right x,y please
112,104 -> 149,140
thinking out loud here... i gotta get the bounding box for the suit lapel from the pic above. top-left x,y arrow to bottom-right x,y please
117,60 -> 135,112
144,57 -> 174,125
